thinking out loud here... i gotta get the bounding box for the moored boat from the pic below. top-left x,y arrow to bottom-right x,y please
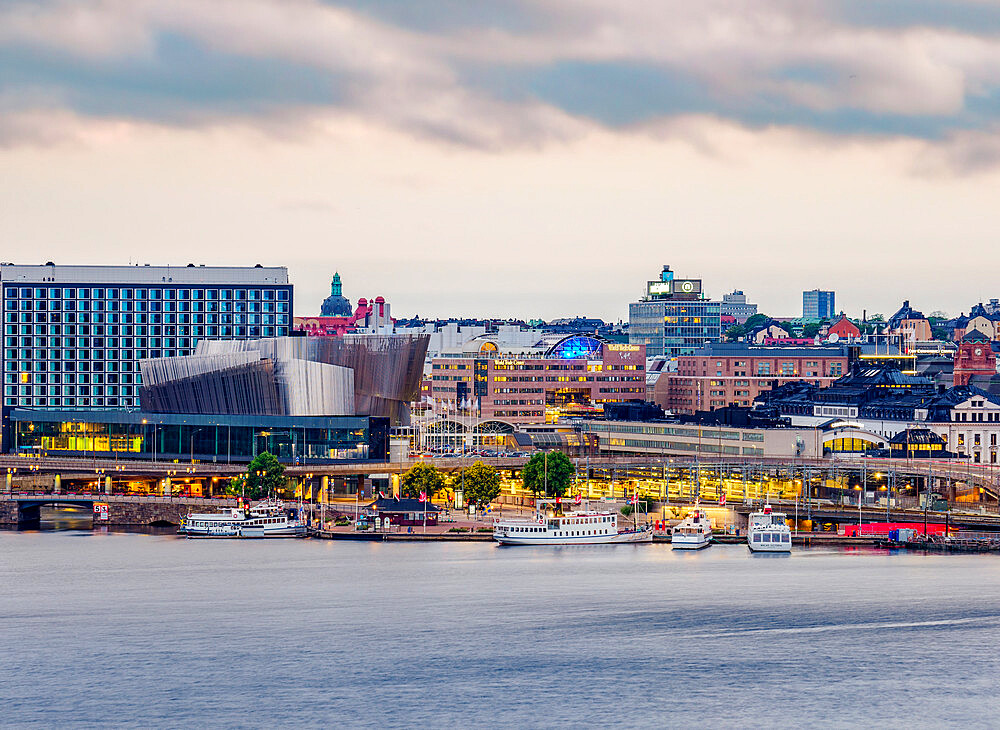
493,500 -> 652,545
180,499 -> 306,539
671,507 -> 713,550
747,503 -> 792,553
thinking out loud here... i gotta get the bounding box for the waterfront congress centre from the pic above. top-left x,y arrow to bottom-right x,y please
0,263 -> 427,465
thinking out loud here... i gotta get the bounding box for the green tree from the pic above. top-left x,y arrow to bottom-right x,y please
802,322 -> 822,338
460,461 -> 502,506
521,451 -> 574,498
400,462 -> 446,499
229,452 -> 286,500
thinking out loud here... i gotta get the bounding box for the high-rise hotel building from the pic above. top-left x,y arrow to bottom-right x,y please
1,263 -> 292,446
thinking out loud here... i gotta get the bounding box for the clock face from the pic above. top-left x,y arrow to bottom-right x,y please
976,348 -> 983,356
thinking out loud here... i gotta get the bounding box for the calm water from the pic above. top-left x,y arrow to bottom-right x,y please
2,530 -> 1000,729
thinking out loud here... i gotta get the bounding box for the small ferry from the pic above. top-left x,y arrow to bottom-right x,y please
671,507 -> 713,550
180,499 -> 306,539
493,500 -> 652,545
747,503 -> 792,553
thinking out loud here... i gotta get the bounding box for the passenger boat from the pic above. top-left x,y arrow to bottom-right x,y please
671,507 -> 713,550
493,499 -> 652,545
180,499 -> 306,539
747,503 -> 792,552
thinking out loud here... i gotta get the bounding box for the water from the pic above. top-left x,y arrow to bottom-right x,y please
3,531 -> 1000,729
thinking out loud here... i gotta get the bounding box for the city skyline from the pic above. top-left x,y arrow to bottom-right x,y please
5,1 -> 1000,319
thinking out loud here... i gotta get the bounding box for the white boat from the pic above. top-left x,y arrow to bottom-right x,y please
747,503 -> 792,553
493,500 -> 652,545
671,507 -> 713,550
180,499 -> 306,539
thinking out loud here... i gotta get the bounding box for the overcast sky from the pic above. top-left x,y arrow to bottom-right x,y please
3,0 -> 1000,321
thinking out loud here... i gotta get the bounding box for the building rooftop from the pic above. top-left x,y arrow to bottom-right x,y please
0,263 -> 289,285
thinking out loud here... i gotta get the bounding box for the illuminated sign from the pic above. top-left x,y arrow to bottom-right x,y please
606,344 -> 641,352
493,360 -> 525,367
673,279 -> 701,295
647,279 -> 702,296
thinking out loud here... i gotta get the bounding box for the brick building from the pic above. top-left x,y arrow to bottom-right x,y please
429,336 -> 645,424
649,343 -> 849,415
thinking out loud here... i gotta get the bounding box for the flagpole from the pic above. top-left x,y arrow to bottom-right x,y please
423,492 -> 427,534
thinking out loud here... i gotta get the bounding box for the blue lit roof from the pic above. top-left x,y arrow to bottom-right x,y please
545,335 -> 606,360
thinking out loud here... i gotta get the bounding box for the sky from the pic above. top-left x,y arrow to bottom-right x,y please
3,1 -> 1000,321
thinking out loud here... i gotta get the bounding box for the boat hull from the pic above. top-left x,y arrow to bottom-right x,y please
747,537 -> 792,553
495,529 -> 652,546
671,535 -> 712,549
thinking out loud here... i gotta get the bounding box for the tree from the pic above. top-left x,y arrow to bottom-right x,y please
521,451 -> 574,498
801,322 -> 822,338
460,461 -> 502,506
229,451 -> 286,500
400,462 -> 446,499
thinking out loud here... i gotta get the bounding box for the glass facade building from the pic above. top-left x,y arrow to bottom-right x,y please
629,299 -> 722,357
9,411 -> 388,463
0,264 -> 292,447
802,289 -> 835,320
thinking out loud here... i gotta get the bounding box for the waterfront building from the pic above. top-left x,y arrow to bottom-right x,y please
0,262 -> 292,447
802,289 -> 835,320
428,335 -> 645,426
9,410 -> 387,463
721,290 -> 758,324
629,265 -> 722,357
7,334 -> 430,462
649,343 -> 849,415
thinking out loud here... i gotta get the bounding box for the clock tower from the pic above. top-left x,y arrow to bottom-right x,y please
954,336 -> 995,387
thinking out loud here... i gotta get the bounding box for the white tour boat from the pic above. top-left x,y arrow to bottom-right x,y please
493,500 -> 652,545
671,507 -> 713,550
747,503 -> 792,553
180,499 -> 306,539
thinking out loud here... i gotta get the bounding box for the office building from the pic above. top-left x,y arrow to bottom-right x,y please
1,262 -> 293,447
720,290 -> 758,324
802,289 -> 835,319
629,266 -> 722,357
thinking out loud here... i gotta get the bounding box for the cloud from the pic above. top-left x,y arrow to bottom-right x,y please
4,0 -> 1000,159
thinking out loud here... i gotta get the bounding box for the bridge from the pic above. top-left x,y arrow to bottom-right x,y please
0,493 -> 236,528
3,452 -> 1000,531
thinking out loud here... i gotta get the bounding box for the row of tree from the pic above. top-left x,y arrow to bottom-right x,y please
227,451 -> 579,506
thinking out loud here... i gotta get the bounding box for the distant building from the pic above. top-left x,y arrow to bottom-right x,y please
629,265 -> 721,357
886,300 -> 932,350
827,315 -> 861,340
954,336 -> 995,387
802,289 -> 835,319
319,272 -> 352,316
294,296 -> 394,337
721,290 -> 758,324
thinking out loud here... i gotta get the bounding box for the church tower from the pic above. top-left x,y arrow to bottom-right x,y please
320,272 -> 352,316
